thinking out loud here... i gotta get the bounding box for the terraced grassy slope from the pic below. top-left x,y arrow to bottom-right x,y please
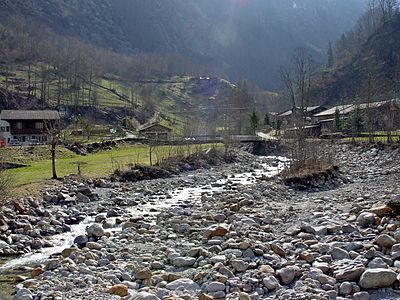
0,65 -> 235,135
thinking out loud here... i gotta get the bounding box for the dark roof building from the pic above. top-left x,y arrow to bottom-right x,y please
0,110 -> 61,145
138,122 -> 172,140
0,110 -> 60,120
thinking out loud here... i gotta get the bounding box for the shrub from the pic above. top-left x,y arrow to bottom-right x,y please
0,168 -> 13,199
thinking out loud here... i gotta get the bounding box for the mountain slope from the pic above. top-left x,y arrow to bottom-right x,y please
313,13 -> 400,104
0,0 -> 366,89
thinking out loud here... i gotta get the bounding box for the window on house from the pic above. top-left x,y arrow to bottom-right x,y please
16,122 -> 23,129
0,127 -> 5,132
35,122 -> 44,129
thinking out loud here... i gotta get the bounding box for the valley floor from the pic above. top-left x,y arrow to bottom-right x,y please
1,143 -> 400,300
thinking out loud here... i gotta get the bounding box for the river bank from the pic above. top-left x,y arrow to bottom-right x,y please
1,143 -> 400,299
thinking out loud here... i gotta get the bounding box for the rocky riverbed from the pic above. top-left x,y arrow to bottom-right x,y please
1,143 -> 400,300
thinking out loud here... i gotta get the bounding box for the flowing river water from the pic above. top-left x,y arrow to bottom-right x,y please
0,156 -> 289,299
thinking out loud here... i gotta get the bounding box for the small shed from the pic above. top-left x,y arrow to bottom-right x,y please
138,122 -> 172,140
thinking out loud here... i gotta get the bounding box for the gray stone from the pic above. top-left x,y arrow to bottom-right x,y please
135,267 -> 152,280
86,242 -> 102,250
172,256 -> 196,267
367,257 -> 388,269
46,259 -> 60,271
332,247 -> 350,260
277,266 -> 299,285
209,291 -> 226,298
353,291 -> 370,300
130,292 -> 161,300
374,234 -> 396,248
231,259 -> 249,272
359,268 -> 397,289
210,255 -> 227,264
339,281 -> 352,295
333,260 -> 365,282
73,235 -> 88,247
165,278 -> 200,291
391,243 -> 400,259
207,282 -> 226,293
263,275 -> 280,290
357,212 -> 376,228
31,239 -> 42,250
0,240 -> 8,249
13,289 -> 33,300
86,224 -> 105,237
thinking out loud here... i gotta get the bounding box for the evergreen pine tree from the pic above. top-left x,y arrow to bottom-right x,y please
326,41 -> 334,68
249,108 -> 260,135
264,113 -> 271,126
333,108 -> 342,131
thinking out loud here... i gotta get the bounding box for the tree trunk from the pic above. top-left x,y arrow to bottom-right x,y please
51,143 -> 57,179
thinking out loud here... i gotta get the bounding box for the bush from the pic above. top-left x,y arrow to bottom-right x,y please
0,169 -> 13,198
282,139 -> 335,177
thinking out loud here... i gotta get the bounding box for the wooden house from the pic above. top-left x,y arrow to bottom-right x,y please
277,106 -> 327,127
0,110 -> 60,145
138,122 -> 172,140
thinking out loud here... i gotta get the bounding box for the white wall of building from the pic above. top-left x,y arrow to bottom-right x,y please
0,119 -> 12,146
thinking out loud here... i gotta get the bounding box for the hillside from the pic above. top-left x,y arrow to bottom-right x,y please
313,12 -> 400,105
0,0 -> 366,90
0,62 -> 238,135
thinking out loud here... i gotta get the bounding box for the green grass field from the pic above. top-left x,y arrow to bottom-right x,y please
5,144 -> 221,186
342,131 -> 400,143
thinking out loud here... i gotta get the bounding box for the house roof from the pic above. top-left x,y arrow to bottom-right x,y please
314,105 -> 354,117
358,99 -> 400,109
139,122 -> 172,132
0,110 -> 61,120
278,109 -> 293,117
278,106 -> 324,117
315,99 -> 400,118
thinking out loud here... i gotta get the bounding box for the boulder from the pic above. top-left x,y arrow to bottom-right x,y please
86,242 -> 102,250
277,266 -> 299,285
107,284 -> 128,297
165,278 -> 200,291
271,243 -> 286,257
331,247 -> 350,260
172,257 -> 196,268
369,205 -> 393,217
263,275 -> 280,290
135,267 -> 152,280
339,281 -> 352,296
353,292 -> 370,300
359,268 -> 397,289
203,224 -> 230,239
391,243 -> 400,259
86,224 -> 105,237
357,212 -> 377,228
231,259 -> 249,272
333,260 -> 365,282
367,257 -> 388,269
207,282 -> 226,293
374,234 -> 396,248
73,235 -> 88,248
131,292 -> 160,300
30,267 -> 44,278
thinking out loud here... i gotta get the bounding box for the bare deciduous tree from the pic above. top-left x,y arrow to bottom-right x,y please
280,48 -> 315,169
45,120 -> 63,179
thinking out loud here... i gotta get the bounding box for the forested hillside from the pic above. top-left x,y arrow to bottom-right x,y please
0,0 -> 366,89
313,0 -> 400,105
